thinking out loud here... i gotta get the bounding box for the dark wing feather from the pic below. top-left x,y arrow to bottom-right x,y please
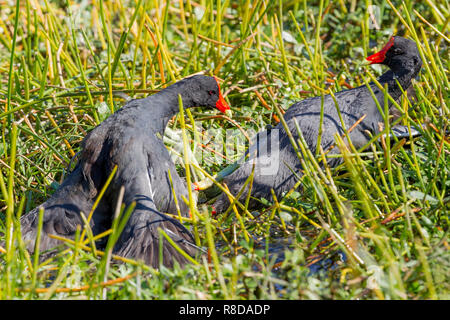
107,131 -> 199,268
19,165 -> 95,255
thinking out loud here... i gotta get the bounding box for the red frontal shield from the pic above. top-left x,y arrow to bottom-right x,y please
366,37 -> 395,64
214,77 -> 230,113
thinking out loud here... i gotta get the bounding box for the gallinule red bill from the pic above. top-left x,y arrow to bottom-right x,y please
212,36 -> 422,213
20,75 -> 230,268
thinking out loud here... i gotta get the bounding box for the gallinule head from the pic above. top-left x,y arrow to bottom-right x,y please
186,75 -> 230,112
157,75 -> 230,112
366,36 -> 422,77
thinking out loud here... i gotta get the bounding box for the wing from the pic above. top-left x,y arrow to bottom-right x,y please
19,165 -> 99,256
108,132 -> 199,268
144,134 -> 190,215
212,126 -> 303,213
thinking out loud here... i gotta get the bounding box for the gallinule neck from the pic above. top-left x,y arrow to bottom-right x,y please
20,75 -> 230,268
212,36 -> 422,213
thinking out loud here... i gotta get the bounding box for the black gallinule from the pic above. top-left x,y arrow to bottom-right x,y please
212,36 -> 422,213
20,75 -> 230,268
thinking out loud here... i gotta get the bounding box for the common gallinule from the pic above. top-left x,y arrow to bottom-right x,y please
212,36 -> 422,213
20,75 -> 230,268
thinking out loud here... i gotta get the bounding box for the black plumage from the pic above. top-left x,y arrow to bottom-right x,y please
20,75 -> 230,268
212,36 -> 422,213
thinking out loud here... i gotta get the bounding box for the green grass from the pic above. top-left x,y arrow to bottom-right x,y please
0,0 -> 449,299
